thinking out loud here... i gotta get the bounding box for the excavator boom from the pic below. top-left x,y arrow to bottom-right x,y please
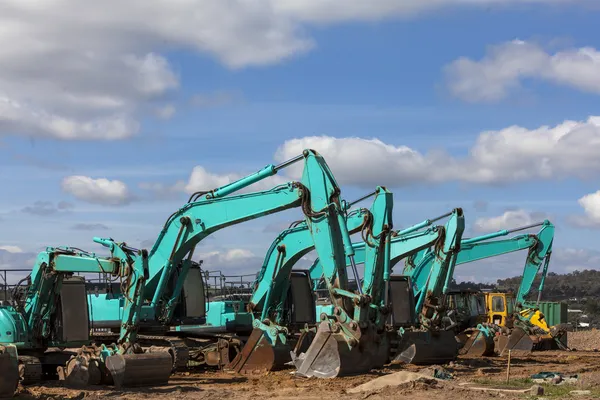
291,186 -> 395,378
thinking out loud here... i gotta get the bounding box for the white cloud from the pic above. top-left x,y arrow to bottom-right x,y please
275,136 -> 453,186
578,190 -> 600,220
184,166 -> 288,195
445,40 -> 600,102
0,97 -> 140,140
0,245 -> 23,253
0,1 -> 303,141
0,1 -> 584,141
275,116 -> 600,186
569,190 -> 600,228
61,176 -> 134,206
552,247 -> 600,273
198,248 -> 263,275
473,210 -> 543,232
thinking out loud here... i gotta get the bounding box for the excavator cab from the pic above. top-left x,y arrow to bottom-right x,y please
486,292 -> 515,327
284,271 -> 317,328
388,275 -> 416,327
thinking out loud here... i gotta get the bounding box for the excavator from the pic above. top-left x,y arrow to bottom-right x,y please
405,220 -> 563,357
305,209 -> 466,369
0,238 -> 174,397
80,149 -> 367,373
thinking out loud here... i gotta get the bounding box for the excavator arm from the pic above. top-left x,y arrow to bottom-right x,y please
290,186 -> 395,378
405,220 -> 553,300
249,193 -> 377,323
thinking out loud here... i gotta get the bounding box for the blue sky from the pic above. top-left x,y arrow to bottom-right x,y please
1,1 -> 600,283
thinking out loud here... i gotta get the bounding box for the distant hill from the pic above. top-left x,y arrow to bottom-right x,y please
454,269 -> 600,300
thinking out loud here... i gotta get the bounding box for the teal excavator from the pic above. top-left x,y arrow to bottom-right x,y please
404,220 -> 561,357
0,149 -> 362,395
0,239 -> 174,397
306,209 -> 466,369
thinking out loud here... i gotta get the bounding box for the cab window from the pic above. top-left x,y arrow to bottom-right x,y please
492,296 -> 505,312
506,297 -> 514,314
476,296 -> 486,314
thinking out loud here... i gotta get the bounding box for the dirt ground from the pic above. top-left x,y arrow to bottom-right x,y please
567,330 -> 600,352
14,332 -> 600,400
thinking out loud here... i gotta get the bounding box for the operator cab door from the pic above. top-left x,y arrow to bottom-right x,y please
489,294 -> 507,326
286,270 -> 317,326
387,275 -> 416,327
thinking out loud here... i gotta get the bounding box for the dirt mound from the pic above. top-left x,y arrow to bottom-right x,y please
569,330 -> 600,351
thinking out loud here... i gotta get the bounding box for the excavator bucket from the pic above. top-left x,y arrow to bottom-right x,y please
0,346 -> 19,399
225,327 -> 291,375
105,352 -> 173,389
393,330 -> 458,364
62,354 -> 105,387
290,321 -> 387,378
496,327 -> 533,356
458,329 -> 495,357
